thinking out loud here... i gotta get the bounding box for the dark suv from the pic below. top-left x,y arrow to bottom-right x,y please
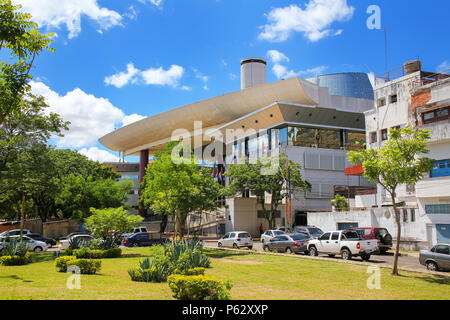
352,227 -> 392,254
122,232 -> 167,247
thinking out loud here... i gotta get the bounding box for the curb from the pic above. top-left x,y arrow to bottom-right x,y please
204,247 -> 450,278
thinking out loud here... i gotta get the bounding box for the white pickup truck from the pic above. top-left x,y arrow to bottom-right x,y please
307,230 -> 378,261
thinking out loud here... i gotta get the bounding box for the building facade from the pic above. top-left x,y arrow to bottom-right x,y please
309,60 -> 450,249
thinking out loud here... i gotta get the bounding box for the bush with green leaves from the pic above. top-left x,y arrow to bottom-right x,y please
73,248 -> 104,259
102,248 -> 122,258
55,256 -> 77,271
168,274 -> 232,300
55,256 -> 101,274
179,267 -> 205,276
0,252 -> 32,266
68,236 -> 90,250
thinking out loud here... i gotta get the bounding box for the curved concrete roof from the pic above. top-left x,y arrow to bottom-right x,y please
99,78 -> 320,155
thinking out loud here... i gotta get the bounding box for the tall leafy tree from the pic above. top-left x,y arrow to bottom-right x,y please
227,154 -> 310,230
140,142 -> 226,236
348,127 -> 432,276
0,0 -> 54,123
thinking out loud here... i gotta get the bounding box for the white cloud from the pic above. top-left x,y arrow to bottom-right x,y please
141,65 -> 184,87
437,61 -> 450,73
122,113 -> 146,126
229,73 -> 237,80
298,65 -> 328,76
30,81 -> 125,148
193,68 -> 210,91
104,63 -> 140,88
78,147 -> 120,163
13,0 -> 122,39
267,49 -> 290,64
181,85 -> 192,91
138,0 -> 163,7
258,0 -> 355,42
125,6 -> 138,20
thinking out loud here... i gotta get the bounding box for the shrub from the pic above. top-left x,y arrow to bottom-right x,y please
128,256 -> 170,282
55,256 -> 77,272
331,194 -> 349,211
67,259 -> 101,275
178,267 -> 205,276
168,274 -> 232,300
0,252 -> 32,266
2,239 -> 28,257
74,248 -> 104,259
102,248 -> 122,258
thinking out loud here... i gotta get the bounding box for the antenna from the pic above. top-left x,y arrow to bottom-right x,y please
384,28 -> 389,80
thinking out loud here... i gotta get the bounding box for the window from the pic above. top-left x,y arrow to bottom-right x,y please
331,232 -> 340,240
389,94 -> 398,103
377,97 -> 386,107
381,129 -> 388,141
435,245 -> 449,255
278,236 -> 289,241
425,204 -> 450,214
272,236 -> 281,241
403,209 -> 408,222
230,233 -> 236,238
410,209 -> 416,222
319,233 -> 331,241
370,132 -> 377,143
238,233 -> 251,238
222,234 -> 229,239
422,106 -> 450,124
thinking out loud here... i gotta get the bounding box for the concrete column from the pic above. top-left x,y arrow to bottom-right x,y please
138,149 -> 149,217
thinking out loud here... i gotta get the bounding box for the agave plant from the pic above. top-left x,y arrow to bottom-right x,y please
68,236 -> 89,250
2,238 -> 28,257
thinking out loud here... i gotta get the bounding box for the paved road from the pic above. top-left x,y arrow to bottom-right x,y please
204,241 -> 448,274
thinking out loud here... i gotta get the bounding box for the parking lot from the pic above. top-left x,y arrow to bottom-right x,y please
203,240 -> 446,274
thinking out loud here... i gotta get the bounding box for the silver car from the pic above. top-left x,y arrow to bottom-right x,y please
263,233 -> 310,254
218,231 -> 253,249
0,235 -> 48,253
419,243 -> 450,271
261,230 -> 285,243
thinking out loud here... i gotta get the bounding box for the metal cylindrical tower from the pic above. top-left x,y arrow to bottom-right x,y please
241,58 -> 266,90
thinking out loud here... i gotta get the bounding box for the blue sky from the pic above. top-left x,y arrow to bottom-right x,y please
10,0 -> 450,162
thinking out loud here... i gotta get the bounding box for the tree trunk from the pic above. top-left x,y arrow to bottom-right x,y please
160,214 -> 168,234
391,192 -> 401,276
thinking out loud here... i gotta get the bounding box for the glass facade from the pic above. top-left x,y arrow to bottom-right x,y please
306,72 -> 374,100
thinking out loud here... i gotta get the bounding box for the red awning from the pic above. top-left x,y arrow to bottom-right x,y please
345,164 -> 364,176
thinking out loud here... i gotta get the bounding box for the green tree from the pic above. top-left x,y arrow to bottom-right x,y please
348,127 -> 432,275
85,207 -> 144,242
227,154 -> 310,230
0,0 -> 54,123
331,194 -> 349,211
140,142 -> 225,236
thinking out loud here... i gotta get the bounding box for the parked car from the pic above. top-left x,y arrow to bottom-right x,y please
0,229 -> 32,237
59,232 -> 87,241
352,227 -> 392,254
261,230 -> 285,243
132,226 -> 148,233
263,233 -> 309,254
217,231 -> 253,249
419,243 -> 450,271
276,226 -> 286,232
27,233 -> 56,247
122,232 -> 167,247
292,226 -> 324,239
58,234 -> 95,250
0,235 -> 48,253
307,230 -> 378,261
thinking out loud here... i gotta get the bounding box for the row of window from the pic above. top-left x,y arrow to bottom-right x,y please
369,126 -> 401,143
425,204 -> 450,214
422,106 -> 449,125
377,94 -> 398,107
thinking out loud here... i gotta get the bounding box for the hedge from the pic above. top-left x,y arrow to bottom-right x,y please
167,274 -> 232,300
102,248 -> 122,258
0,253 -> 33,266
70,248 -> 122,259
55,256 -> 101,274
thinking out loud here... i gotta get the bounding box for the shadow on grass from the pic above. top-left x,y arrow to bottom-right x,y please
391,272 -> 450,285
120,253 -> 149,259
31,252 -> 55,263
0,275 -> 33,282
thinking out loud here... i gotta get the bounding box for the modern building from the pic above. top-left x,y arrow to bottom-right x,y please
309,60 -> 450,249
306,72 -> 374,100
102,162 -> 140,214
99,59 -> 375,236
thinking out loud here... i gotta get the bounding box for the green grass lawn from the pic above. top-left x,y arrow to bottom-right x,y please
0,247 -> 448,300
